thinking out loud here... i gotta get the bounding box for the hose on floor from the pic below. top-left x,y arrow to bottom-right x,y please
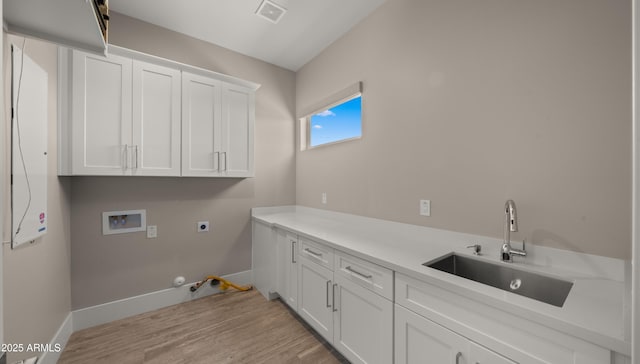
189,275 -> 253,293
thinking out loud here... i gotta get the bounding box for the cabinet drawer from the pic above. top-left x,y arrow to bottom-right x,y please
334,251 -> 393,300
299,237 -> 334,270
395,273 -> 610,364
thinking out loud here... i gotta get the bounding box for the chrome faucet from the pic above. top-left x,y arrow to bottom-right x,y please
501,200 -> 526,262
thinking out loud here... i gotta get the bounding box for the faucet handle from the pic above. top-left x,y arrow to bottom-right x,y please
466,244 -> 482,255
510,240 -> 527,258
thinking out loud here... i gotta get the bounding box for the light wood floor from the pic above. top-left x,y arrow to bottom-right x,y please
59,290 -> 348,364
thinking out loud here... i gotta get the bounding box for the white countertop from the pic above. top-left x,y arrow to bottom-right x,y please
252,205 -> 631,356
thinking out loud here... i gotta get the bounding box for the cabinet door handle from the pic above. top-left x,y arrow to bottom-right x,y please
222,151 -> 227,171
214,151 -> 220,172
326,280 -> 332,308
455,352 -> 462,364
345,266 -> 373,279
134,145 -> 139,169
124,144 -> 129,169
291,241 -> 296,263
332,283 -> 338,312
304,248 -> 323,258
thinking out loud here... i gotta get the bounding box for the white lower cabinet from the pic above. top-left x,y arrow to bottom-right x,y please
296,238 -> 393,364
252,217 -> 627,364
333,274 -> 393,364
395,304 -> 515,364
299,252 -> 334,340
395,273 -> 612,364
276,229 -> 298,311
251,220 -> 277,300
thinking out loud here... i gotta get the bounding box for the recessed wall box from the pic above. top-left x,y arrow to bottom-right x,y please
102,209 -> 146,235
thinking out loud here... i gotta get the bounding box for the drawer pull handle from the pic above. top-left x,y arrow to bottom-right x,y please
326,280 -> 332,308
304,248 -> 323,258
455,352 -> 462,364
291,241 -> 296,263
345,266 -> 373,279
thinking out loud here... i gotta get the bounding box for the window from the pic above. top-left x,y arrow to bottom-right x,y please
309,95 -> 362,148
300,82 -> 363,150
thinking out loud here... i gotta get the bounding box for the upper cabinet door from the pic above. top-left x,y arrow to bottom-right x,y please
181,72 -> 223,177
132,61 -> 181,176
220,83 -> 255,177
71,51 -> 132,175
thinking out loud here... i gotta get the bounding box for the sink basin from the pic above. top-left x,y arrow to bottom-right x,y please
424,254 -> 573,307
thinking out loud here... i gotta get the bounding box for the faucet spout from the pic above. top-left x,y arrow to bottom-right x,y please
501,200 -> 526,262
505,199 -> 518,232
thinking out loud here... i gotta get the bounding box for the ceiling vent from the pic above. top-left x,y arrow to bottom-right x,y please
255,0 -> 287,24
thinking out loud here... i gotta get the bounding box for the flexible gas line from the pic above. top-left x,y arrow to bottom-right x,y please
190,275 -> 253,293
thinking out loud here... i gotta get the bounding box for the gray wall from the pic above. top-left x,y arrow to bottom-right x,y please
70,13 -> 296,309
296,0 -> 632,259
2,34 -> 72,363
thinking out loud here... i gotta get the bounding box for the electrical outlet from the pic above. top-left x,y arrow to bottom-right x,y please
420,200 -> 431,217
322,192 -> 327,204
146,225 -> 158,238
197,221 -> 210,232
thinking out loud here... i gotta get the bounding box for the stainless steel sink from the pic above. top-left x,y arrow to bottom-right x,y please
424,254 -> 573,307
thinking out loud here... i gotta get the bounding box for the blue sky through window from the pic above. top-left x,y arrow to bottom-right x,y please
310,96 -> 362,147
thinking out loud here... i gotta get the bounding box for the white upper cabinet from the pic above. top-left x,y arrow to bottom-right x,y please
132,61 -> 181,176
221,83 -> 255,177
70,50 -> 132,175
59,46 -> 259,177
182,73 -> 255,177
181,72 -> 223,176
65,49 -> 180,176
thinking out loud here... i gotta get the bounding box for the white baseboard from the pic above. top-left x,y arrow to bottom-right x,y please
37,312 -> 73,364
72,270 -> 252,332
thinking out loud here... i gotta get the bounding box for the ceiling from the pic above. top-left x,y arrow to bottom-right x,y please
108,0 -> 387,71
